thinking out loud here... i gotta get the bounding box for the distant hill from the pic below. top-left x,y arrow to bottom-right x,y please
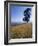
11,22 -> 32,26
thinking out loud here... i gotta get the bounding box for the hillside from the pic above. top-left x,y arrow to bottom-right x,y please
10,23 -> 32,39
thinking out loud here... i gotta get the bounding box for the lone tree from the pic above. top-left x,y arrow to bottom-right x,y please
23,8 -> 31,23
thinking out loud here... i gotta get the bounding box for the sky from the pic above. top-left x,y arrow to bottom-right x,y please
10,5 -> 32,23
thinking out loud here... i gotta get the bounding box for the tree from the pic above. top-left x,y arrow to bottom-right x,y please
23,8 -> 31,23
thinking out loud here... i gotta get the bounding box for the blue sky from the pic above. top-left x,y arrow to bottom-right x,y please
10,5 -> 32,23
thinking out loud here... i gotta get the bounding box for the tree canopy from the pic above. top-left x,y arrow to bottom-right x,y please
23,8 -> 31,23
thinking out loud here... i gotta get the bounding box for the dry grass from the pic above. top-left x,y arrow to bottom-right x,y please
10,23 -> 32,39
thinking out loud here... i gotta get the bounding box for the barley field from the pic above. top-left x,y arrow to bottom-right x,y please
10,23 -> 32,39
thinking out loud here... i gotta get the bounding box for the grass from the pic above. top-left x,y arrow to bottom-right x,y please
10,23 -> 32,39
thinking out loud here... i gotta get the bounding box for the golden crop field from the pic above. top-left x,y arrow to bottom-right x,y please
10,23 -> 32,39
